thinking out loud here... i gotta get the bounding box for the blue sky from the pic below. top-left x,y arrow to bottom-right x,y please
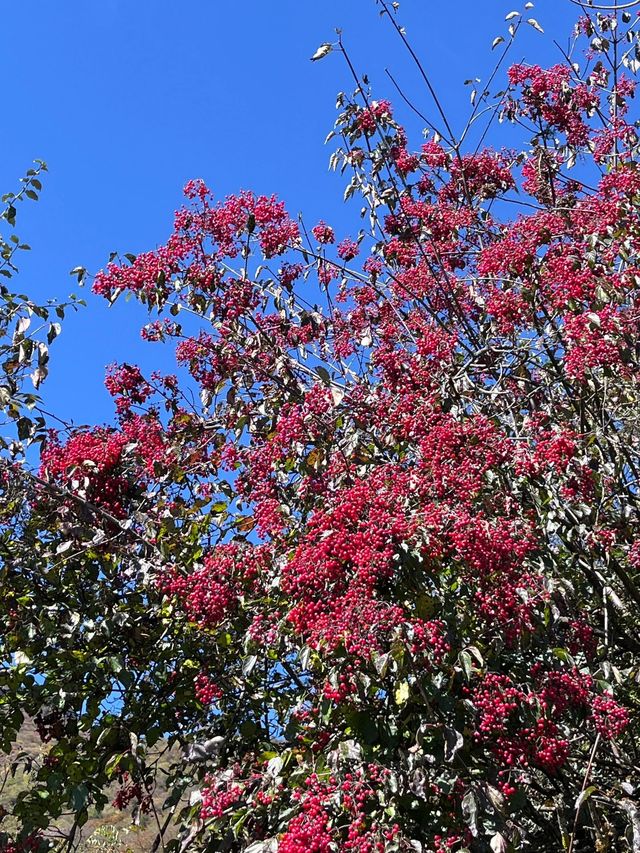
3,0 -> 578,427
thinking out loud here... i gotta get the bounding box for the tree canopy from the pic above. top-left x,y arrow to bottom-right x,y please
2,3 -> 640,851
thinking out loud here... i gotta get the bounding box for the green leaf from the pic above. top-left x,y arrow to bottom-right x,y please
315,366 -> 332,385
444,727 -> 464,763
459,650 -> 473,681
462,789 -> 478,836
575,785 -> 597,811
347,710 -> 378,744
552,647 -> 575,665
71,783 -> 89,811
242,654 -> 258,676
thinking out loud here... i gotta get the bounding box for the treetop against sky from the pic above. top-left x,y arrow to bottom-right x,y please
3,0 -> 576,425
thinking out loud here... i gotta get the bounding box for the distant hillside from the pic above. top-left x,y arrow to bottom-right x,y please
0,720 -> 181,851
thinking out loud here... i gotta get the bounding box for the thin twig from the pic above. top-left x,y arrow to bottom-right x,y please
567,733 -> 601,853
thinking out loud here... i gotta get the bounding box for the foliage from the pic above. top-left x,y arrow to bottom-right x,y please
0,723 -> 175,853
2,2 -> 640,851
0,159 -> 82,452
79,826 -> 125,853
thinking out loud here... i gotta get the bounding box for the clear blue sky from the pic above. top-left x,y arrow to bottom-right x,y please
3,0 -> 577,427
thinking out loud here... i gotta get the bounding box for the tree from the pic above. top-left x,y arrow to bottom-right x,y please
2,2 -> 640,850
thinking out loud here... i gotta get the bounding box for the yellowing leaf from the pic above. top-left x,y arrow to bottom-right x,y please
395,681 -> 410,705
